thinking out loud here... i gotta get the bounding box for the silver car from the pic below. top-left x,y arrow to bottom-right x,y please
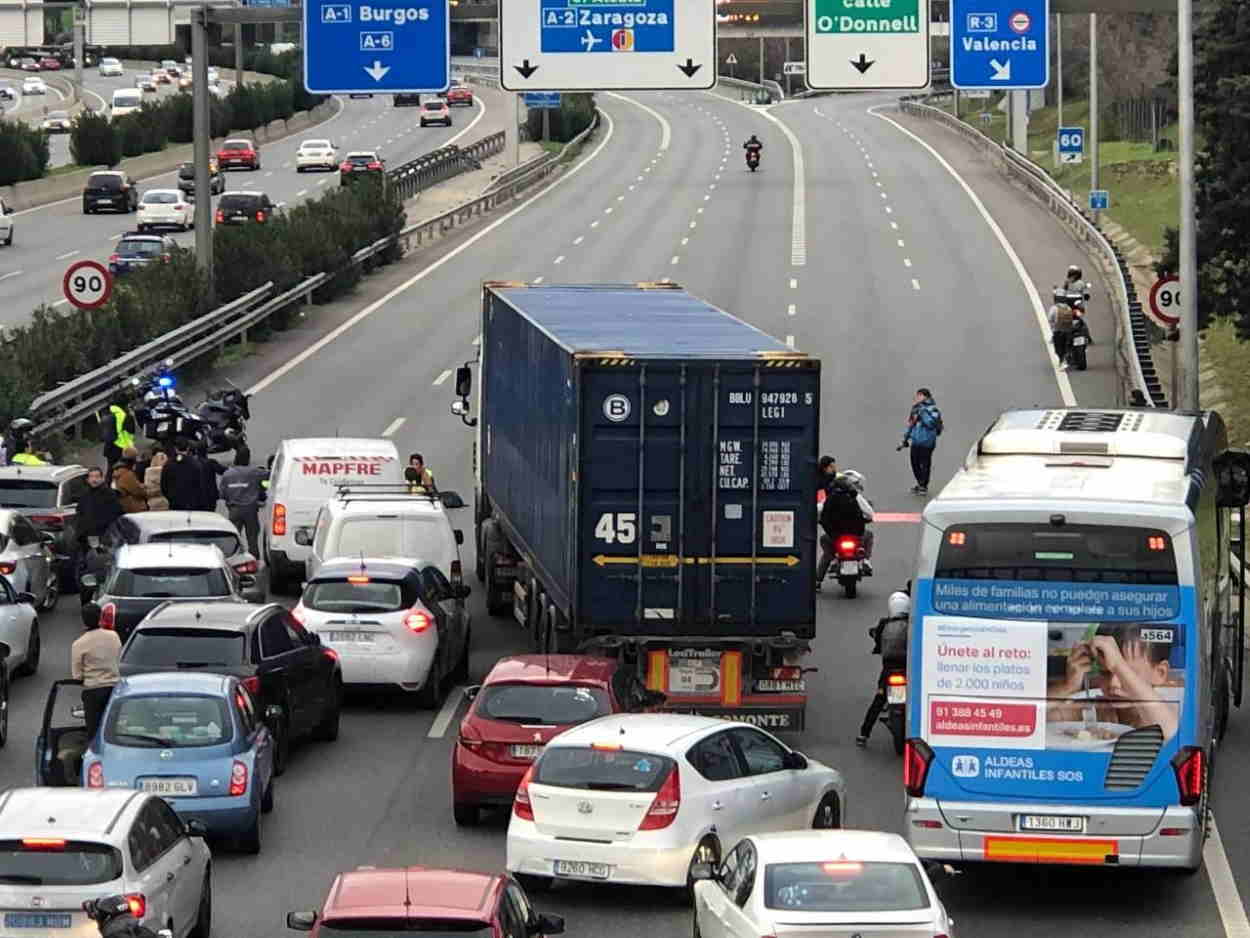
0,571 -> 40,688
0,508 -> 58,610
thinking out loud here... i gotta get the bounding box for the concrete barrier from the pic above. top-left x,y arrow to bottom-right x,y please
0,97 -> 340,212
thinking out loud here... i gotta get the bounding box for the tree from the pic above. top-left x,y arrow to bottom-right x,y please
1158,0 -> 1250,335
69,110 -> 121,167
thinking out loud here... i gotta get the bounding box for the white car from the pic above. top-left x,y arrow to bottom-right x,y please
21,77 -> 46,95
207,67 -> 220,84
98,56 -> 124,76
692,831 -> 955,938
292,556 -> 470,707
137,188 -> 195,231
0,194 -> 12,246
137,73 -> 157,92
506,714 -> 847,892
0,508 -> 57,612
42,109 -> 71,132
296,138 -> 338,171
0,571 -> 40,682
0,789 -> 212,938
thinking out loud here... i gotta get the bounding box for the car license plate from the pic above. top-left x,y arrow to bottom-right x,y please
328,631 -> 374,643
554,860 -> 609,880
1020,814 -> 1086,833
1072,336 -> 1087,346
140,777 -> 197,796
5,914 -> 73,929
840,560 -> 860,575
887,684 -> 907,704
510,744 -> 543,759
98,198 -> 113,204
755,679 -> 805,692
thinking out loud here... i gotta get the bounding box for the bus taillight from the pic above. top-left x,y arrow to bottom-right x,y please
1171,746 -> 1205,805
903,738 -> 933,797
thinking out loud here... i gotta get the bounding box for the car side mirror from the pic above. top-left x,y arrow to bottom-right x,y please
264,704 -> 283,723
454,529 -> 464,546
286,911 -> 318,931
71,705 -> 86,720
293,529 -> 313,547
456,584 -> 471,600
454,365 -> 472,398
185,819 -> 208,838
463,684 -> 481,701
157,930 -> 173,938
15,592 -> 35,607
783,750 -> 808,770
238,574 -> 257,589
440,491 -> 465,510
688,862 -> 716,882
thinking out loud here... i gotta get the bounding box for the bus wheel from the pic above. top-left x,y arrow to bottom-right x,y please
1214,665 -> 1232,744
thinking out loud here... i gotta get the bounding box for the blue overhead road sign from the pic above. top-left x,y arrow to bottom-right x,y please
951,0 -> 1048,89
539,0 -> 675,53
304,0 -> 450,94
523,92 -> 561,109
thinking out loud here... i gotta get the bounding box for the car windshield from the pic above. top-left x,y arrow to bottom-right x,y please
48,110 -> 68,119
178,164 -> 195,178
149,530 -> 241,557
106,694 -> 230,747
302,140 -> 330,150
219,195 -> 259,211
534,747 -> 673,791
319,922 -> 493,938
113,93 -> 140,108
0,479 -> 58,508
422,102 -> 444,110
334,517 -> 444,557
0,841 -> 123,886
478,683 -> 610,725
347,154 -> 375,164
223,140 -> 251,150
764,862 -> 930,913
142,192 -> 179,204
122,628 -> 246,668
89,173 -> 122,190
117,240 -> 162,257
303,579 -> 407,613
107,566 -> 230,598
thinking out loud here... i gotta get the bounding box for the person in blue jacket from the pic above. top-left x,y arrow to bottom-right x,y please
901,388 -> 942,495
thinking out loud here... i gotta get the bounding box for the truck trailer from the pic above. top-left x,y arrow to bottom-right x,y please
450,282 -> 822,730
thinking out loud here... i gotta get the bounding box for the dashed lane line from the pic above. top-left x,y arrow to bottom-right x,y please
382,416 -> 406,436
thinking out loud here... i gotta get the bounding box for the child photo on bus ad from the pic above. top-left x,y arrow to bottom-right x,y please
1045,622 -> 1182,747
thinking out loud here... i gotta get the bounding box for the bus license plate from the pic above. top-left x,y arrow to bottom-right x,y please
1020,815 -> 1086,833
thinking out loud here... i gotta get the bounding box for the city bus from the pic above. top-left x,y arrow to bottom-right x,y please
905,408 -> 1250,870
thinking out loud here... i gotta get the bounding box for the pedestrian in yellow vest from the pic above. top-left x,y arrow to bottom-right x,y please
99,403 -> 136,477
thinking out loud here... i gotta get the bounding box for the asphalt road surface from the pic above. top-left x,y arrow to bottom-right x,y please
1,89 -> 1245,938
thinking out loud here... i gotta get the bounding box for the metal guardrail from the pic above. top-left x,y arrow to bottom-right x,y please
387,131 -> 506,200
483,151 -> 557,195
27,117 -> 600,439
898,96 -> 1162,408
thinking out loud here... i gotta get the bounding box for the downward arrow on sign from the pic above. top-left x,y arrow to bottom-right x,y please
363,60 -> 390,82
989,58 -> 1011,81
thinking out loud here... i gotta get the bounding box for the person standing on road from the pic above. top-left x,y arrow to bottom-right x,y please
219,447 -> 268,558
196,445 -> 226,512
99,401 -> 136,478
160,440 -> 203,512
144,451 -> 170,511
70,601 -> 121,744
111,448 -> 148,513
75,466 -> 123,581
901,388 -> 942,496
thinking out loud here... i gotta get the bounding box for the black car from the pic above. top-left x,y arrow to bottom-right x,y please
393,93 -> 420,107
82,171 -> 138,214
215,191 -> 277,225
177,160 -> 225,198
108,232 -> 176,277
339,151 -> 385,187
118,601 -> 343,774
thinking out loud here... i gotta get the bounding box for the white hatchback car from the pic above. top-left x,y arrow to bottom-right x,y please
137,189 -> 195,232
21,77 -> 46,95
296,138 -> 338,171
98,57 -> 124,77
506,714 -> 846,893
692,830 -> 954,938
0,788 -> 212,938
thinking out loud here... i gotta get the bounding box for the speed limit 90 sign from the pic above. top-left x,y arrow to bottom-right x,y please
1148,274 -> 1182,328
62,259 -> 113,310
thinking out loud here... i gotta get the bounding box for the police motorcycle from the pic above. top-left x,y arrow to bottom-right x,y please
130,361 -> 249,456
196,378 -> 250,456
1052,267 -> 1093,371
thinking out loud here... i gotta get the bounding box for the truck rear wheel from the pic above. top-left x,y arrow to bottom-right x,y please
482,520 -> 511,617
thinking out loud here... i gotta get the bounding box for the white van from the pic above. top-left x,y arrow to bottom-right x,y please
301,489 -> 466,583
110,88 -> 143,120
261,438 -> 402,591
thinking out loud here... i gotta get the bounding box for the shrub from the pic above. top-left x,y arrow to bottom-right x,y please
226,83 -> 260,131
69,110 -> 121,167
0,120 -> 48,184
117,114 -> 146,158
525,93 -> 595,143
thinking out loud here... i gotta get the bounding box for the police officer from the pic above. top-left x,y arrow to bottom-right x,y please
100,401 -> 136,477
856,587 -> 910,748
11,438 -> 47,466
219,446 -> 268,558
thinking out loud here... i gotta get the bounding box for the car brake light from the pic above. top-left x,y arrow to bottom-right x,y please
903,738 -> 933,797
161,254 -> 170,264
367,161 -> 382,170
99,602 -> 116,630
214,209 -> 224,224
886,673 -> 907,686
229,760 -> 247,796
242,676 -> 261,695
255,210 -> 266,222
458,726 -> 482,749
771,666 -> 801,680
340,161 -> 352,171
821,861 -> 863,875
1171,746 -> 1205,806
87,762 -> 104,788
347,575 -> 370,584
108,254 -> 120,265
234,559 -> 258,574
591,742 -> 622,751
404,609 -> 432,633
513,764 -> 535,820
638,766 -> 680,830
836,536 -> 861,558
125,894 -> 145,919
22,838 -> 67,849
272,503 -> 286,536
0,562 -> 14,575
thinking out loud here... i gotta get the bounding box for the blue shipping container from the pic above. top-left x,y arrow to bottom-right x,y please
478,282 -> 821,641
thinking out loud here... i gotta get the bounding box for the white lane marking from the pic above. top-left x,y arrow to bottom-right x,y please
785,335 -> 795,347
681,237 -> 689,245
533,275 -> 545,283
573,236 -> 584,245
264,171 -> 273,177
382,416 -> 406,436
246,108 -> 618,396
703,195 -> 710,201
689,221 -> 697,229
427,686 -> 464,738
316,179 -> 328,185
897,239 -> 905,247
606,92 -> 671,151
605,207 -> 614,214
879,191 -> 887,199
670,255 -> 679,265
1207,819 -> 1250,937
911,278 -> 921,290
553,255 -> 565,264
870,103 -> 1075,406
696,207 -> 703,214
891,221 -> 899,229
884,206 -> 892,214
296,189 -> 307,198
637,175 -> 644,181
56,250 -> 79,260
0,270 -> 22,282
432,369 -> 453,387
617,194 -> 625,201
787,303 -> 796,316
52,298 -> 69,307
904,258 -> 912,267
472,334 -> 481,346
628,185 -> 635,191
790,278 -> 797,288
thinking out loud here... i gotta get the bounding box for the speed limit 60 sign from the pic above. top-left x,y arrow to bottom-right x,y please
62,259 -> 113,310
1148,275 -> 1181,329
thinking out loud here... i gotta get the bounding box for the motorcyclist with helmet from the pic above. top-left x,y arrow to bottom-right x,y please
743,134 -> 762,169
815,469 -> 874,590
857,586 -> 911,748
82,895 -> 165,938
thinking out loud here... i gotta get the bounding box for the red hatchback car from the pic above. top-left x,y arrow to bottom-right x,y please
287,866 -> 565,938
447,84 -> 473,106
451,654 -> 662,825
216,137 -> 261,170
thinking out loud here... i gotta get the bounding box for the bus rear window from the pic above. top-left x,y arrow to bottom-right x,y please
936,523 -> 1178,584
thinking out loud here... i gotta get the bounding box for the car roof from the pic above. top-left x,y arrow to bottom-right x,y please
130,511 -> 238,535
142,188 -> 181,196
346,150 -> 378,157
0,788 -> 146,840
142,601 -> 272,629
548,713 -> 733,752
330,497 -> 446,516
748,830 -> 919,865
484,654 -> 618,687
280,437 -> 399,455
324,867 -> 499,921
312,558 -> 421,580
220,190 -> 266,197
222,138 -> 254,144
116,542 -> 226,568
115,671 -> 232,696
0,464 -> 85,482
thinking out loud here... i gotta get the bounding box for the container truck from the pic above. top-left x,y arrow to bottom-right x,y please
449,282 -> 822,730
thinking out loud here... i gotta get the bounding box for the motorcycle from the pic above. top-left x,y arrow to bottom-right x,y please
1067,310 -> 1092,371
828,533 -> 865,598
881,669 -> 907,755
196,378 -> 250,455
745,148 -> 760,172
130,364 -> 249,456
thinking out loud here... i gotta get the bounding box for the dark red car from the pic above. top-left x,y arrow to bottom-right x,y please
451,654 -> 662,825
216,137 -> 261,170
39,57 -> 61,71
447,84 -> 473,107
286,867 -> 565,938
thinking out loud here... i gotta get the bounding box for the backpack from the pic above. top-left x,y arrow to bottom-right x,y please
1054,304 -> 1075,331
874,616 -> 909,660
930,406 -> 943,437
919,403 -> 943,437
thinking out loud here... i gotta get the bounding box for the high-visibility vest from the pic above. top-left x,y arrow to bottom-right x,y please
12,452 -> 45,466
109,404 -> 135,450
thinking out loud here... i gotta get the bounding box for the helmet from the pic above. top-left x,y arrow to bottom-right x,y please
1067,265 -> 1082,281
838,469 -> 865,492
887,590 -> 911,618
8,418 -> 32,434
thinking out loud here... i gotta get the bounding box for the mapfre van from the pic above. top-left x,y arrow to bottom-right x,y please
261,438 -> 402,591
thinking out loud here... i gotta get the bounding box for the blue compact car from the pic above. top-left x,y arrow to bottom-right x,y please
83,672 -> 275,853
